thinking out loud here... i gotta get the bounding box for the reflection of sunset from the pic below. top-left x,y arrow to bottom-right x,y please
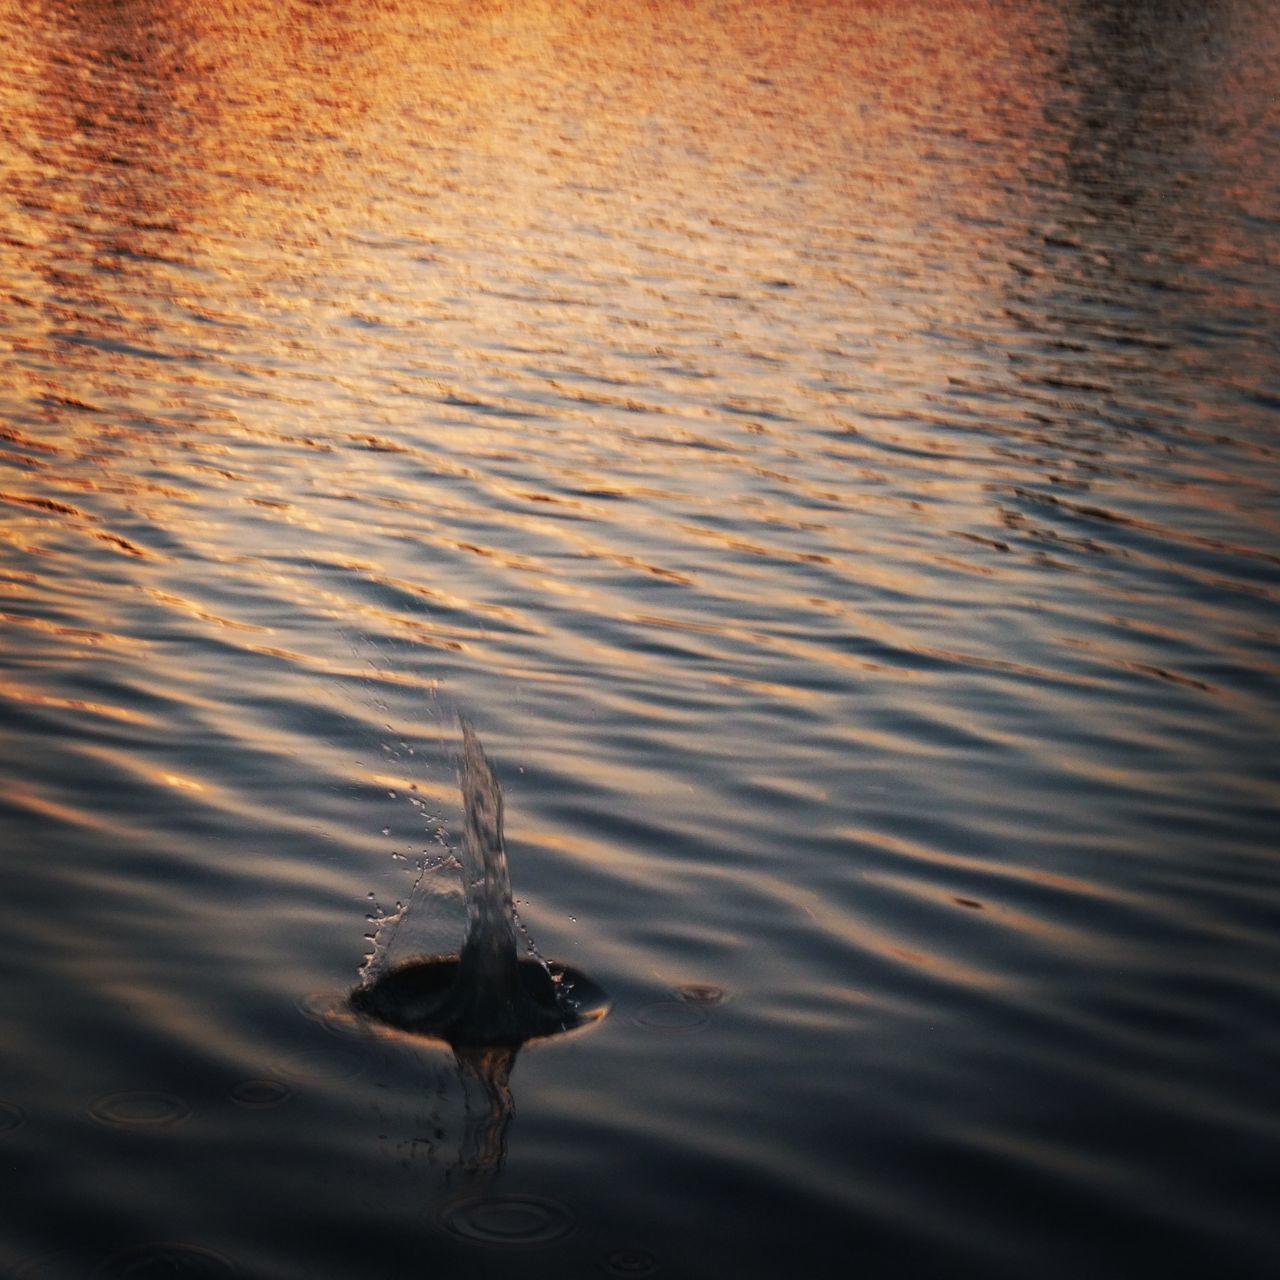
0,678 -> 150,723
1,0 -> 1072,451
2,3 -> 1279,1276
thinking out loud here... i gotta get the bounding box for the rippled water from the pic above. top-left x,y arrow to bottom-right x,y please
2,1 -> 1278,1276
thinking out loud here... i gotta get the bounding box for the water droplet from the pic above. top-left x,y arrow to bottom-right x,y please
634,1002 -> 709,1033
439,1194 -> 574,1247
89,1091 -> 191,1129
93,1242 -> 237,1277
675,983 -> 726,1006
601,1247 -> 660,1275
0,1099 -> 25,1133
226,1078 -> 291,1110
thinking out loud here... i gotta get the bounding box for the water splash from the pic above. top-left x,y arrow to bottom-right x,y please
358,827 -> 456,991
351,720 -> 608,1047
453,720 -> 525,1011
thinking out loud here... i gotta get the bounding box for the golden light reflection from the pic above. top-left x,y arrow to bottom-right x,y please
5,781 -> 108,831
73,744 -> 221,802
161,772 -> 206,794
0,0 -> 1064,366
0,680 -> 153,724
0,608 -> 147,651
0,0 -> 1086,641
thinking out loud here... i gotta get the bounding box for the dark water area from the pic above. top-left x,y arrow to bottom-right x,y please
1,0 -> 1278,1275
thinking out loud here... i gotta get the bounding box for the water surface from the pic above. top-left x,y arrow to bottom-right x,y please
1,1 -> 1278,1276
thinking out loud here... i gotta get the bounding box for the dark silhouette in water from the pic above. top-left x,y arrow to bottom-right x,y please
351,721 -> 608,1047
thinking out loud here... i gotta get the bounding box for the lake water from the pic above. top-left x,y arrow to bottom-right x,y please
2,1 -> 1278,1276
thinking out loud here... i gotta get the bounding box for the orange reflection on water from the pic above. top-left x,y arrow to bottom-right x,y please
0,678 -> 151,724
2,0 -> 1070,660
0,0 -> 1063,385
